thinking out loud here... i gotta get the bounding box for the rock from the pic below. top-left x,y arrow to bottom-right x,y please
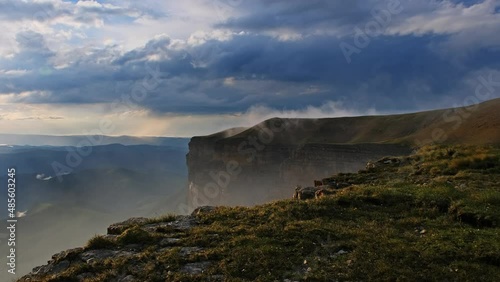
77,272 -> 93,281
142,216 -> 197,235
86,258 -> 95,264
143,222 -> 172,233
32,265 -> 47,275
315,189 -> 336,199
191,206 -> 217,216
366,161 -> 376,170
180,261 -> 211,275
336,250 -> 348,255
31,260 -> 70,276
376,157 -> 401,166
51,247 -> 83,262
160,238 -> 180,246
119,275 -> 137,282
79,249 -> 135,262
107,217 -> 149,235
180,247 -> 203,257
52,260 -> 70,273
173,215 -> 197,230
331,249 -> 349,259
293,186 -> 320,200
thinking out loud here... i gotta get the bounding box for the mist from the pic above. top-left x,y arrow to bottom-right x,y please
0,140 -> 190,280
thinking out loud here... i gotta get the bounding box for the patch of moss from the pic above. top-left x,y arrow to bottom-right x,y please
117,226 -> 154,245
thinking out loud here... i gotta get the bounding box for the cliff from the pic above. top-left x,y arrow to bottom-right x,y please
186,98 -> 500,208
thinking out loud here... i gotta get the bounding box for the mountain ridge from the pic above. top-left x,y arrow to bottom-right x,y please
187,98 -> 500,208
198,98 -> 500,146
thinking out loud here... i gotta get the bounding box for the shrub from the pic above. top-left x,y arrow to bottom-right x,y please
86,235 -> 117,250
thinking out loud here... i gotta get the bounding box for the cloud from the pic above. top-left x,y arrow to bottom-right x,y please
135,100 -> 384,137
0,0 -> 157,24
389,0 -> 500,36
1,30 -> 499,115
388,0 -> 500,53
216,0 -> 372,36
0,0 -> 499,137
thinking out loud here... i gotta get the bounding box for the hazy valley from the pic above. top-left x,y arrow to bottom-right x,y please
0,137 -> 190,280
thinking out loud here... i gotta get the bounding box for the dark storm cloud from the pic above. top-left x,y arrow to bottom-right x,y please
216,0 -> 372,33
1,0 -> 499,115
2,30 -> 500,113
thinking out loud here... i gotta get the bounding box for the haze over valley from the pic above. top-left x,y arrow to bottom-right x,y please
0,136 -> 189,279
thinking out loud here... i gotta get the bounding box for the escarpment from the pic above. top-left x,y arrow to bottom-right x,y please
186,98 -> 500,209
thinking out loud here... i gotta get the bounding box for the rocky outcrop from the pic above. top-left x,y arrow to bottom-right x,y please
18,215 -> 207,282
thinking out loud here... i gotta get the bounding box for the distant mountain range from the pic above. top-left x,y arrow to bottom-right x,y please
0,134 -> 189,147
0,143 -> 188,176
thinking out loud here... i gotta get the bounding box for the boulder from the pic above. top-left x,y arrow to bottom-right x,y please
191,206 -> 217,216
293,186 -> 320,200
315,189 -> 336,199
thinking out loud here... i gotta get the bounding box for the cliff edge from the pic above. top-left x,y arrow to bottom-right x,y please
187,98 -> 500,208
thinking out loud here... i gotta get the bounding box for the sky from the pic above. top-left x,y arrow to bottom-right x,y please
0,0 -> 499,137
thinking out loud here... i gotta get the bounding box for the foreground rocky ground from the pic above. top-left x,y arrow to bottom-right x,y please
19,145 -> 500,281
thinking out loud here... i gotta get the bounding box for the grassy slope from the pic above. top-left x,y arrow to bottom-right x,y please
205,98 -> 500,146
20,145 -> 500,281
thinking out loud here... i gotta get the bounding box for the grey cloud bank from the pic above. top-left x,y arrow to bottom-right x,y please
0,0 -> 499,135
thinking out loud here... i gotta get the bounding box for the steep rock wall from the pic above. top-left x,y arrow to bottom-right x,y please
187,138 -> 411,209
186,98 -> 500,210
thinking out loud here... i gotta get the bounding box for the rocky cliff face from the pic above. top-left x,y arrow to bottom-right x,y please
186,123 -> 412,209
186,98 -> 500,210
187,99 -> 500,211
